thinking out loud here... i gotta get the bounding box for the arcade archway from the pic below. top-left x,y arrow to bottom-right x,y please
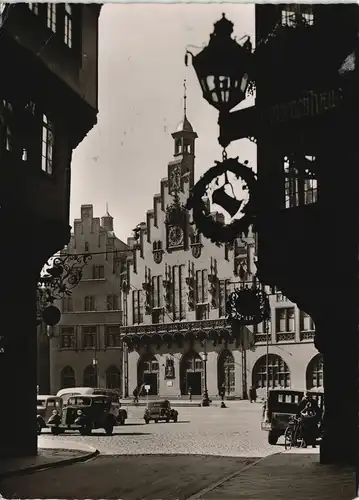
60,366 -> 75,388
180,350 -> 203,396
306,353 -> 323,390
218,349 -> 235,396
252,354 -> 291,390
137,353 -> 159,396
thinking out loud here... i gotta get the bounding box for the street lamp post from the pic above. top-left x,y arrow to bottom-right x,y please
202,340 -> 210,407
92,346 -> 99,388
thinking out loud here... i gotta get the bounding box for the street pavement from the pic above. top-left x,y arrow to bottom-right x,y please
2,402 -> 353,500
36,401 -> 280,457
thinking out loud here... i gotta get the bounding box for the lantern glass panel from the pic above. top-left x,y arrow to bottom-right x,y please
240,73 -> 248,93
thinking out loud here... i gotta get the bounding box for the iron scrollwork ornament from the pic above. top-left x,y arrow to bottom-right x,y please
186,157 -> 257,244
226,286 -> 270,325
37,253 -> 92,326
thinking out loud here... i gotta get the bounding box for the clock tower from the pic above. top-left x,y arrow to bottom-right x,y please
169,79 -> 198,191
166,81 -> 198,251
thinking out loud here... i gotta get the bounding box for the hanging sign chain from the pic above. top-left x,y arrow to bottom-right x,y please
222,148 -> 228,161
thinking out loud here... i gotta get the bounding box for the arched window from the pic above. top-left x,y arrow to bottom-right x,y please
306,354 -> 323,390
106,365 -> 121,390
60,366 -> 75,389
83,364 -> 97,387
252,354 -> 291,390
217,349 -> 235,395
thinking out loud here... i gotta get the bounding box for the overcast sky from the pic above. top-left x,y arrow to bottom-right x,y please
70,3 -> 256,242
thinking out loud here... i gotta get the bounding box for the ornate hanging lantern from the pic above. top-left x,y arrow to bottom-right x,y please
185,13 -> 253,113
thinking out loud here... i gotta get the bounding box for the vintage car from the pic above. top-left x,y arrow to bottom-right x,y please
144,400 -> 178,424
56,387 -> 127,425
37,395 -> 62,435
261,388 -> 324,445
47,394 -> 117,435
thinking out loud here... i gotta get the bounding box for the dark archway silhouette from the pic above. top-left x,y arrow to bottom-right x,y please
252,354 -> 291,390
83,364 -> 96,387
180,349 -> 203,396
106,365 -> 121,390
137,353 -> 159,396
60,365 -> 75,388
217,349 -> 235,396
306,353 -> 323,390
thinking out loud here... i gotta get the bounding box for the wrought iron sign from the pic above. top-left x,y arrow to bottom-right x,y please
37,253 -> 92,326
186,156 -> 257,245
226,285 -> 270,326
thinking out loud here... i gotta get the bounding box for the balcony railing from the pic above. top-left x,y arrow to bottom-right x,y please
276,331 -> 295,342
300,330 -> 315,340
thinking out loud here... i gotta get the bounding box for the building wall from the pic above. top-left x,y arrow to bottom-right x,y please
122,117 -> 321,399
50,204 -> 130,394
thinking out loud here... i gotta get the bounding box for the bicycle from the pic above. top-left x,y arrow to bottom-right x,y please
284,416 -> 305,450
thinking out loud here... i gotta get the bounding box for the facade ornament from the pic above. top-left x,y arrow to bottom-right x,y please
208,257 -> 218,309
142,266 -> 152,315
37,253 -> 92,326
185,261 -> 196,311
163,264 -> 173,313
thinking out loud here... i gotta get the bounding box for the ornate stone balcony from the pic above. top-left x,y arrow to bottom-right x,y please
121,318 -> 234,349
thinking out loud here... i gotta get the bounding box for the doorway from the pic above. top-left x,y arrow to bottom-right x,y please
143,373 -> 158,395
187,372 -> 202,395
218,350 -> 235,396
180,350 -> 203,396
137,353 -> 159,396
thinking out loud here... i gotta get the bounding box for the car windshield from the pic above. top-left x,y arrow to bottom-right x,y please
93,398 -> 107,404
37,400 -> 46,407
150,402 -> 168,408
68,397 -> 91,406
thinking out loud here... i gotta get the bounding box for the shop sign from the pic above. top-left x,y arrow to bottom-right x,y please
260,88 -> 343,127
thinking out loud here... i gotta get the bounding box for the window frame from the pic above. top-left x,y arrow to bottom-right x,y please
82,326 -> 97,349
59,327 -> 76,349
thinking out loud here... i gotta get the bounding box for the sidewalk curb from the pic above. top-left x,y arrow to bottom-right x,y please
186,452 -> 284,500
0,446 -> 99,480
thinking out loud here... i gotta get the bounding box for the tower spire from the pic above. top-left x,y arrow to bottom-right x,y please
183,79 -> 187,119
106,202 -> 109,214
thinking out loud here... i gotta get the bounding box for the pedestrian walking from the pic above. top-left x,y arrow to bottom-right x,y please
219,383 -> 226,401
133,387 -> 139,404
249,386 -> 257,403
188,386 -> 192,402
300,401 -> 318,448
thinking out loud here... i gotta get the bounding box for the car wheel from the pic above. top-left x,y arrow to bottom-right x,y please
154,419 -> 158,423
51,427 -> 60,436
104,423 -> 114,436
268,431 -> 278,445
